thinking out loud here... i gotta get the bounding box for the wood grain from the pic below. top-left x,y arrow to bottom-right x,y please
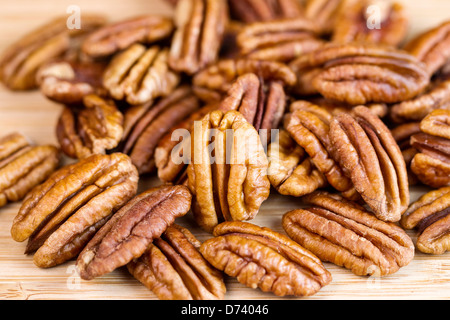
0,0 -> 449,300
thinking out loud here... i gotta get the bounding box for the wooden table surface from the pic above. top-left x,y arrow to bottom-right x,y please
0,0 -> 449,300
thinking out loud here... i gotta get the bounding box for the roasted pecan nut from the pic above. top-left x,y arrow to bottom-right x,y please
282,191 -> 415,276
0,132 -> 60,208
169,0 -> 228,75
187,110 -> 270,232
228,0 -> 303,23
56,94 -> 123,159
200,221 -> 332,296
127,224 -> 226,300
267,129 -> 327,197
192,58 -> 297,103
332,0 -> 408,47
401,186 -> 450,254
10,153 -> 139,268
304,0 -> 345,34
236,17 -> 324,62
81,15 -> 174,58
0,14 -> 106,90
329,106 -> 409,222
76,184 -> 192,280
289,42 -> 429,104
102,44 -> 180,105
121,86 -> 200,174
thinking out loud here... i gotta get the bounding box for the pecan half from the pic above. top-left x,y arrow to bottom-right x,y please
236,17 -> 324,62
10,153 -> 139,268
187,110 -> 270,232
289,42 -> 429,104
81,15 -> 174,59
0,132 -> 60,208
200,221 -> 332,297
192,58 -> 297,103
127,224 -> 226,300
329,106 -> 409,222
102,44 -> 180,105
401,186 -> 450,254
304,0 -> 345,34
0,14 -> 106,90
56,94 -> 123,159
169,0 -> 228,75
121,86 -> 200,174
282,191 -> 415,276
76,184 -> 192,280
228,0 -> 303,23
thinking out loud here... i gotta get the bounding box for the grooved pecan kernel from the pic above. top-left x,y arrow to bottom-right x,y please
10,153 -> 139,268
282,191 -> 415,276
228,0 -> 303,23
121,86 -> 200,174
81,15 -> 174,58
0,132 -> 60,208
236,17 -> 324,62
0,14 -> 106,90
102,44 -> 180,105
329,106 -> 409,222
192,58 -> 297,103
289,42 -> 430,104
127,224 -> 226,300
187,110 -> 270,233
200,221 -> 332,297
169,0 -> 228,75
304,0 -> 345,34
401,186 -> 450,254
56,94 -> 123,159
76,184 -> 192,280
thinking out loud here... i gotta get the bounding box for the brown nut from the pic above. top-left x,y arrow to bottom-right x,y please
102,44 -> 180,105
10,153 -> 139,268
76,184 -> 192,280
56,94 -> 124,159
236,17 -> 324,62
200,221 -> 332,297
401,186 -> 450,255
282,191 -> 415,276
192,58 -> 297,103
0,132 -> 60,208
121,86 -> 200,175
304,0 -> 345,35
127,224 -> 226,300
228,0 -> 303,23
187,110 -> 270,233
329,106 -> 409,222
169,0 -> 228,75
289,42 -> 429,104
81,15 -> 174,59
0,14 -> 106,90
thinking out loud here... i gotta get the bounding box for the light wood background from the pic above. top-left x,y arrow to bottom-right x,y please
0,0 -> 449,300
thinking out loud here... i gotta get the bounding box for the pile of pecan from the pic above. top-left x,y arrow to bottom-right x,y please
0,0 -> 449,300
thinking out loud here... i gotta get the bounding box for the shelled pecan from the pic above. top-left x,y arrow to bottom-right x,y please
56,94 -> 123,159
10,153 -> 139,268
289,42 -> 429,104
187,110 -> 270,233
304,0 -> 344,34
121,86 -> 200,174
0,132 -> 60,208
283,191 -> 414,276
236,17 -> 324,62
228,0 -> 303,23
127,224 -> 226,300
81,15 -> 174,59
102,44 -> 180,105
169,0 -> 228,75
77,184 -> 192,280
410,109 -> 450,188
0,14 -> 106,90
329,106 -> 409,222
192,58 -> 296,103
401,186 -> 450,254
332,0 -> 408,47
200,221 -> 332,297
